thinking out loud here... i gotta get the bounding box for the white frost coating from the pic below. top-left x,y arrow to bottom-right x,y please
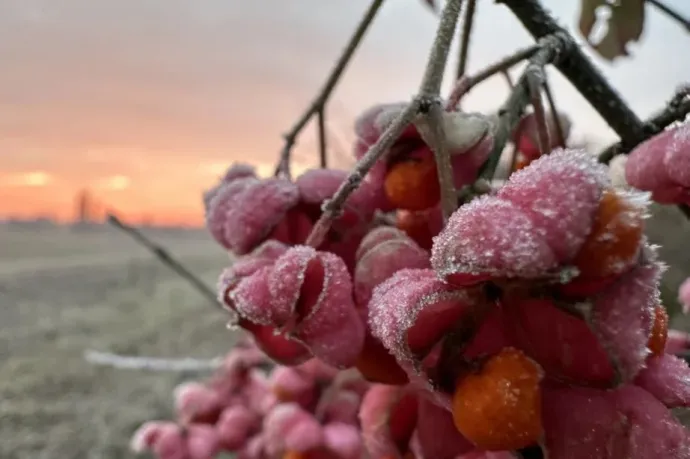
442,112 -> 492,153
608,154 -> 630,189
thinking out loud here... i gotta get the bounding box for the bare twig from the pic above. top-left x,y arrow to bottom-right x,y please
273,0 -> 385,178
84,350 -> 222,372
479,34 -> 567,181
447,44 -> 540,109
497,0 -> 647,149
305,101 -> 422,247
106,214 -> 221,308
598,88 -> 690,163
456,0 -> 477,80
317,109 -> 328,168
305,0 -> 464,246
526,73 -> 551,155
542,72 -> 566,147
647,0 -> 690,32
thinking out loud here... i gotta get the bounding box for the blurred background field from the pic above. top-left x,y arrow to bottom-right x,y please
0,225 -> 236,459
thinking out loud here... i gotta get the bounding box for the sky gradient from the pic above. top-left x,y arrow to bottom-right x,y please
1,0 -> 689,225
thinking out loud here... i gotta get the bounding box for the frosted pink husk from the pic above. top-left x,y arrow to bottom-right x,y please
206,177 -> 258,250
236,245 -> 364,368
541,384 -> 690,458
297,168 -> 382,231
131,421 -> 168,453
173,382 -> 223,424
368,269 -> 473,399
634,354 -> 690,408
186,424 -> 221,459
151,424 -> 189,459
320,390 -> 362,426
216,405 -> 259,451
269,366 -> 317,408
207,177 -> 300,255
356,227 -> 407,260
626,122 -> 690,203
359,385 -> 417,459
323,423 -> 363,459
450,134 -> 494,188
222,163 -> 258,183
263,403 -> 324,455
497,148 -> 608,262
354,227 -> 430,306
663,123 -> 690,187
431,194 -> 558,284
667,330 -> 690,355
680,277 -> 690,314
505,298 -> 616,386
237,434 -> 266,459
295,358 -> 340,382
416,397 -> 474,459
591,263 -> 660,383
202,163 -> 257,212
230,266 -> 276,326
457,452 -> 516,459
290,251 -> 365,368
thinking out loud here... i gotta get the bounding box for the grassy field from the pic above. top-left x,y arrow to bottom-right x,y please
0,225 -> 237,459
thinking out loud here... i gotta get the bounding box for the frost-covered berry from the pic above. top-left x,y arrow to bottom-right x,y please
625,121 -> 690,205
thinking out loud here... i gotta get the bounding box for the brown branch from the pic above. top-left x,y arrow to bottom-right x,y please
317,108 -> 328,168
647,0 -> 690,32
542,72 -> 565,147
447,44 -> 539,110
497,0 -> 648,150
273,0 -> 385,178
305,0 -> 464,247
479,34 -> 567,181
106,214 -> 221,308
456,0 -> 477,80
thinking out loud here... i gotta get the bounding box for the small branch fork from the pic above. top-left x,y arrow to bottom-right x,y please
273,0 -> 385,179
305,0 -> 465,247
479,34 -> 569,181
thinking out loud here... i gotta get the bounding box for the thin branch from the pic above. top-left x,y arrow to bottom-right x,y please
526,73 -> 551,155
317,108 -> 328,168
420,0 -> 464,96
84,350 -> 222,372
456,0 -> 477,80
647,0 -> 690,32
273,0 -> 385,178
598,89 -> 690,163
478,34 -> 567,181
497,0 -> 648,149
447,44 -> 540,109
305,0 -> 464,247
305,100 -> 422,248
542,72 -> 566,147
106,214 -> 221,308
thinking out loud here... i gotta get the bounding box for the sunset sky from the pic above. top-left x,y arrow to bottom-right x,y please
1,0 -> 689,226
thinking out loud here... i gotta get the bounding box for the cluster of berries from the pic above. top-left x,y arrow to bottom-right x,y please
133,101 -> 690,459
